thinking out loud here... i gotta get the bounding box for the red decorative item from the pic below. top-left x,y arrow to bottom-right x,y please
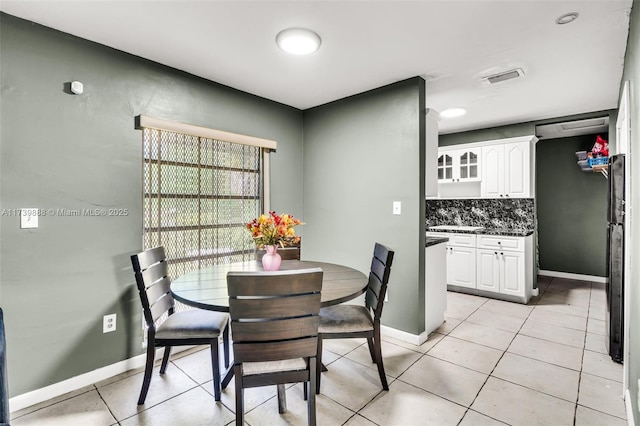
592,135 -> 609,156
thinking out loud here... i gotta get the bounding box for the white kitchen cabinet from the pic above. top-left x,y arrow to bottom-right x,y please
427,231 -> 535,303
476,248 -> 525,296
501,250 -> 526,297
476,249 -> 500,292
448,245 -> 476,289
476,234 -> 533,302
481,141 -> 531,198
437,147 -> 481,183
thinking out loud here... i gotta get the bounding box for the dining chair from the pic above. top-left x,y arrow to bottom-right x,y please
131,246 -> 230,405
315,242 -> 395,393
227,268 -> 323,426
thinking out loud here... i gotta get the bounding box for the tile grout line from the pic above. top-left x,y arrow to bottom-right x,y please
455,283 -> 544,426
573,281 -> 593,426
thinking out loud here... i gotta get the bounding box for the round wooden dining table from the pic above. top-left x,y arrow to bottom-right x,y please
170,259 -> 369,312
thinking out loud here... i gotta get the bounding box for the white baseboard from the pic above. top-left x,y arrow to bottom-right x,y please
9,346 -> 194,413
538,269 -> 607,284
381,325 -> 429,346
626,388 -> 636,426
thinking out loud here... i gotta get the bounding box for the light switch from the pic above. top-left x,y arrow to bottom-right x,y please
393,201 -> 401,215
20,208 -> 38,229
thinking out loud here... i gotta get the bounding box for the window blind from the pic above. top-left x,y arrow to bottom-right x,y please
139,117 -> 274,280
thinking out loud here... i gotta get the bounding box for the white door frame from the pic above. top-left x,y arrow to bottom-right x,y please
616,80 -> 631,394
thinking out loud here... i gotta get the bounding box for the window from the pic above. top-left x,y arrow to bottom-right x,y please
138,116 -> 276,280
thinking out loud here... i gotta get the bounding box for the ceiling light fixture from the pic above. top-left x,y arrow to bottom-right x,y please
556,12 -> 579,25
440,108 -> 467,119
276,28 -> 321,55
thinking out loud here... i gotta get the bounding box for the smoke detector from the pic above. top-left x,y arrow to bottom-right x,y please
483,68 -> 525,85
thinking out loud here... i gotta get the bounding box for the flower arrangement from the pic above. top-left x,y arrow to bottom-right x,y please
246,211 -> 303,248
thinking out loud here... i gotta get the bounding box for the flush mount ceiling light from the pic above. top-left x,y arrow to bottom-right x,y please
276,28 -> 321,55
440,107 -> 467,119
556,12 -> 579,25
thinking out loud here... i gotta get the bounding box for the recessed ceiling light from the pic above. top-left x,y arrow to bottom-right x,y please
440,108 -> 467,119
276,28 -> 321,55
556,12 -> 579,25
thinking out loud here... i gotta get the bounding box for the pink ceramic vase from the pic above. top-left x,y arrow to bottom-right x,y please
261,245 -> 282,271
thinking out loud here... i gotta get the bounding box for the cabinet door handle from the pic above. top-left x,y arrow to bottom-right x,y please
500,252 -> 504,255
494,251 -> 498,255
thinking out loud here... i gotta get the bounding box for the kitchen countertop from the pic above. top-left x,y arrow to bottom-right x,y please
426,236 -> 449,247
427,227 -> 534,237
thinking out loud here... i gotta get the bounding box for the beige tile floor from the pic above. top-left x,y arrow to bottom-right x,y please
10,276 -> 628,425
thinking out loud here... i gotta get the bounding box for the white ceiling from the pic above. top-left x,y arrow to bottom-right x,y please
0,0 -> 633,134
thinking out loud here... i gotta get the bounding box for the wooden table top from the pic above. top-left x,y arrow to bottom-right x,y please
171,260 -> 369,312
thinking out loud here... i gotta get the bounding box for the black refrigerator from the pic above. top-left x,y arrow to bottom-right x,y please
606,153 -> 625,363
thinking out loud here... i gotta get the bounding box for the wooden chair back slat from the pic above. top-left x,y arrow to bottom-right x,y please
228,269 -> 323,297
140,261 -> 169,289
232,317 -> 319,342
233,337 -> 318,363
131,246 -> 166,272
230,294 -> 320,320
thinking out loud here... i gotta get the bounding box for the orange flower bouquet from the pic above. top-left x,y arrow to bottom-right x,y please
246,211 -> 303,248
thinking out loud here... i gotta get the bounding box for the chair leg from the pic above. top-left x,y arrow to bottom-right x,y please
373,327 -> 388,390
222,324 -> 230,368
159,346 -> 172,374
315,337 -> 323,394
234,365 -> 243,426
210,341 -> 221,401
138,343 -> 156,405
277,385 -> 287,413
309,356 -> 317,426
366,337 -> 376,363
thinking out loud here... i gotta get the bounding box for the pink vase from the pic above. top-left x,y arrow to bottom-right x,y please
261,245 -> 282,271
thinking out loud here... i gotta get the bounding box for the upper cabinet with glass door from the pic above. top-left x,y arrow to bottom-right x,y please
437,147 -> 481,183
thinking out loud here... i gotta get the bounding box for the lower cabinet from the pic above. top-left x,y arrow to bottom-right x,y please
428,232 -> 534,304
476,248 -> 525,297
448,245 -> 476,289
443,233 -> 476,289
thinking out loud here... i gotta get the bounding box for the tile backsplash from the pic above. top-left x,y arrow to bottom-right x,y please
426,198 -> 535,231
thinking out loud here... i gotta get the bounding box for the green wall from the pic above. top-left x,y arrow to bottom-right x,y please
302,78 -> 427,335
0,13 -> 303,396
620,1 -> 639,421
536,134 -> 608,276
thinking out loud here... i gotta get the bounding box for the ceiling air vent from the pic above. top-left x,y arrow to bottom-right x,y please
484,68 -> 524,85
535,116 -> 610,140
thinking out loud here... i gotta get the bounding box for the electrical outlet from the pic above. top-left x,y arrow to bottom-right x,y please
103,314 -> 116,333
